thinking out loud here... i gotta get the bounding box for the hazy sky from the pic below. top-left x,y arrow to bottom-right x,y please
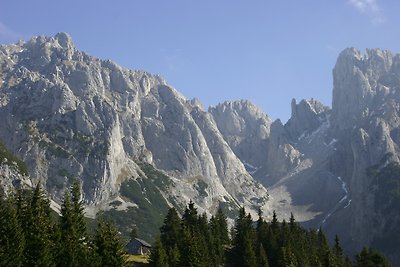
1,0 -> 400,121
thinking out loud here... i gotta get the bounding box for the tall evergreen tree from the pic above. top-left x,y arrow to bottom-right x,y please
182,200 -> 198,229
278,246 -> 297,267
179,227 -> 204,267
0,192 -> 24,267
209,215 -> 225,266
231,207 -> 257,267
355,247 -> 390,267
257,243 -> 270,267
271,210 -> 279,232
94,220 -> 127,267
150,237 -> 169,267
215,208 -> 230,245
58,182 -> 91,267
333,234 -> 344,266
289,212 -> 296,233
160,207 -> 182,267
23,184 -> 56,267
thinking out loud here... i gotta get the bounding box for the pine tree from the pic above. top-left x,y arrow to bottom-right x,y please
271,210 -> 279,232
257,243 -> 270,267
355,247 -> 390,267
197,213 -> 211,266
160,207 -> 182,249
58,182 -> 91,267
160,207 -> 182,266
94,220 -> 127,267
289,212 -> 296,233
278,246 -> 297,267
179,227 -> 204,267
317,227 -> 330,264
209,216 -> 225,266
344,256 -> 353,267
169,244 -> 180,267
215,208 -> 229,245
333,234 -> 344,266
182,200 -> 198,230
150,237 -> 169,267
0,192 -> 24,267
231,207 -> 257,267
23,184 -> 56,267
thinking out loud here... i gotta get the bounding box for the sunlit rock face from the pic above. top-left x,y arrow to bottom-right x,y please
0,33 -> 268,219
1,34 -> 400,263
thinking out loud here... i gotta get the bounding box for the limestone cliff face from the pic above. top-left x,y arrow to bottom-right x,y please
1,34 -> 399,263
0,33 -> 268,218
327,48 -> 400,261
209,100 -> 271,171
210,48 -> 400,264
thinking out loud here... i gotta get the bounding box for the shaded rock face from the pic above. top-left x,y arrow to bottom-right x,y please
327,48 -> 400,262
0,33 -> 268,217
209,48 -> 400,263
209,100 -> 271,170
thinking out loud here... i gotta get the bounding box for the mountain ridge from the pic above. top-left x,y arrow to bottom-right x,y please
1,33 -> 400,264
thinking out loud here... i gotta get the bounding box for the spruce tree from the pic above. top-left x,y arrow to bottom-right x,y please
333,234 -> 344,266
94,220 -> 127,267
215,208 -> 229,245
58,182 -> 91,267
169,244 -> 180,267
278,246 -> 297,267
317,227 -> 330,264
257,243 -> 270,267
209,216 -> 225,266
231,207 -> 257,267
355,247 -> 390,267
344,256 -> 353,267
150,237 -> 169,267
0,192 -> 24,267
24,184 -> 56,267
160,207 -> 182,266
271,210 -> 279,232
179,227 -> 204,267
182,200 -> 198,230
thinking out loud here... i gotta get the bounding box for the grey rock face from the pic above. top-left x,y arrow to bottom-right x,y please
1,34 -> 399,262
286,98 -> 330,139
209,48 -> 400,263
209,100 -> 271,170
0,33 -> 268,217
327,48 -> 400,259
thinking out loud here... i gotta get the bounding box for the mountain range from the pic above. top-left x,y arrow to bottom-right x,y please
0,33 -> 399,264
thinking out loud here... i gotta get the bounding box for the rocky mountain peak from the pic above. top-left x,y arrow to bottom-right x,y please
54,32 -> 74,49
286,98 -> 329,139
209,100 -> 272,169
0,33 -> 269,222
332,48 -> 400,130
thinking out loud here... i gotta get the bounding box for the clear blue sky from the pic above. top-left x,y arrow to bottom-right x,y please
1,0 -> 399,121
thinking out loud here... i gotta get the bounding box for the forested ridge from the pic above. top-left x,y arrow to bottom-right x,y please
0,183 -> 128,267
150,202 -> 390,267
0,185 -> 390,267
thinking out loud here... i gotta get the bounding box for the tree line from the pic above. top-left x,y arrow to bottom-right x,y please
0,184 -> 391,267
150,202 -> 390,267
0,183 -> 128,267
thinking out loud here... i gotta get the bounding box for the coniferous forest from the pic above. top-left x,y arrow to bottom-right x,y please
0,183 -> 128,267
150,202 -> 390,267
0,185 -> 391,267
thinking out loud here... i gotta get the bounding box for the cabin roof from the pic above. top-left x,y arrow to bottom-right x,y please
132,238 -> 151,248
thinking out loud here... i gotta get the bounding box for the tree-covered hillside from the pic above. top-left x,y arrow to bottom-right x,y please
0,183 -> 128,267
0,183 -> 391,267
150,204 -> 390,267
